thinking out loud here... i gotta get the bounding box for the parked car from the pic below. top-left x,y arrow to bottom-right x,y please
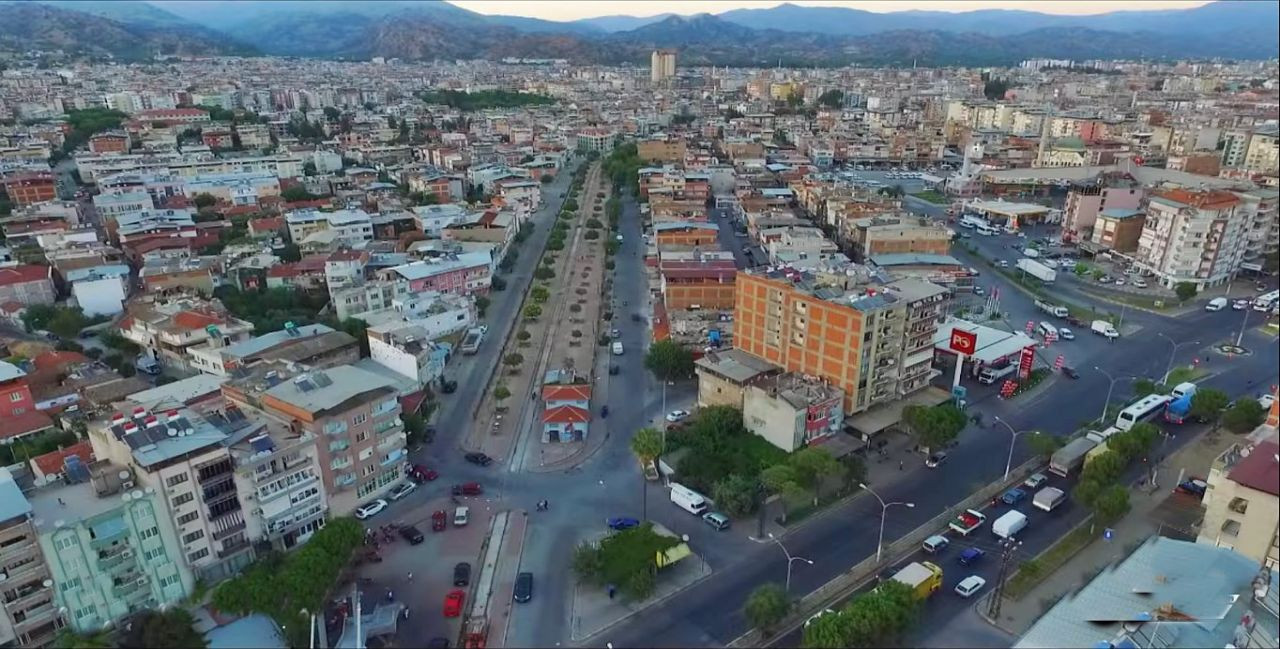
1233,299 -> 1250,311
399,525 -> 424,545
665,410 -> 691,423
923,535 -> 950,554
464,452 -> 493,467
1133,279 -> 1148,289
925,451 -> 948,468
1261,393 -> 1277,410
1066,315 -> 1087,327
1001,488 -> 1027,506
607,517 -> 640,531
389,482 -> 417,501
1058,327 -> 1075,340
954,575 -> 987,598
453,506 -> 470,526
452,482 -> 483,496
958,547 -> 986,566
1023,473 -> 1048,489
514,572 -> 533,603
354,499 -> 387,520
998,260 -> 1009,268
408,464 -> 438,483
453,562 -> 471,587
443,590 -> 465,617
972,286 -> 985,296
1175,478 -> 1208,498
1062,366 -> 1080,379
432,510 -> 447,532
608,364 -> 620,376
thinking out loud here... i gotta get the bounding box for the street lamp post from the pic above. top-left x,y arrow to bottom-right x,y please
1094,366 -> 1128,425
1236,306 -> 1251,347
994,417 -> 1029,481
859,483 -> 914,564
768,533 -> 813,593
1157,333 -> 1201,385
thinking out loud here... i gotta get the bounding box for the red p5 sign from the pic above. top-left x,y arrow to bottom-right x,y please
949,330 -> 977,355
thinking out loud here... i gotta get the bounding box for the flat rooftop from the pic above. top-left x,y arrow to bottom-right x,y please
27,475 -> 132,534
695,348 -> 782,384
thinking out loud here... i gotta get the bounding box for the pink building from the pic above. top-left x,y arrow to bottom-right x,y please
383,251 -> 492,296
1063,185 -> 1144,243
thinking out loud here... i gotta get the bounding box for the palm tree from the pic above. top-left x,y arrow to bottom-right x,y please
630,427 -> 664,465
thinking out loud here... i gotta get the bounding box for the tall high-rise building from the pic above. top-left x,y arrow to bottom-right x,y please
651,49 -> 677,84
733,268 -> 947,414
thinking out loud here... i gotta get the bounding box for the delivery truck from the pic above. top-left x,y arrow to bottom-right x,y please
1049,437 -> 1099,477
992,510 -> 1029,539
1033,487 -> 1067,512
1016,258 -> 1057,283
1034,299 -> 1069,318
1091,320 -> 1119,338
979,361 -> 1017,384
889,561 -> 944,601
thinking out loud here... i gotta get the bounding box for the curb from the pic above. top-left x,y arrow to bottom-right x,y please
570,562 -> 714,645
974,591 -> 1020,635
495,510 -> 529,649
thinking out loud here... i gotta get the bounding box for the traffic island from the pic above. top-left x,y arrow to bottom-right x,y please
568,523 -> 712,643
1213,343 -> 1250,356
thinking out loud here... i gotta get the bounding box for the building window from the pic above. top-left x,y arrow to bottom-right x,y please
9,393 -> 22,402
182,530 -> 205,544
171,493 -> 194,508
1228,497 -> 1249,515
356,430 -> 369,443
352,413 -> 368,426
178,512 -> 199,525
138,526 -> 160,540
166,473 -> 189,488
188,548 -> 209,563
11,408 -> 23,415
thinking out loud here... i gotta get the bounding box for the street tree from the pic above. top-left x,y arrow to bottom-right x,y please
630,427 -> 664,464
474,296 -> 490,317
1091,484 -> 1131,524
743,583 -> 791,634
901,404 -> 966,452
1025,432 -> 1063,460
530,286 -> 550,303
119,608 -> 207,649
1080,450 -> 1126,486
523,304 -> 542,320
53,630 -> 113,649
503,353 -> 524,368
193,192 -> 217,208
1132,378 -> 1162,398
493,384 -> 511,403
816,89 -> 844,108
760,464 -> 808,521
789,447 -> 845,505
1223,399 -> 1266,433
1190,388 -> 1231,428
802,610 -> 851,648
516,330 -> 532,344
644,339 -> 695,380
1072,478 -> 1105,508
1173,282 -> 1198,302
711,474 -> 759,517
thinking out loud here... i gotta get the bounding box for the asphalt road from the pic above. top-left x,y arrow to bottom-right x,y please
595,247 -> 1278,648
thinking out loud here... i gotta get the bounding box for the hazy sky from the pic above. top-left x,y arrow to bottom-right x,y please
451,0 -> 1214,21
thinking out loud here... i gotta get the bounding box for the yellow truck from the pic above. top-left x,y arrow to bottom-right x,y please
890,561 -> 944,600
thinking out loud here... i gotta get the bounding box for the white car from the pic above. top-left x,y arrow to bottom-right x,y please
665,410 -> 691,423
389,482 -> 417,501
1058,328 -> 1075,340
1260,394 -> 1277,410
1232,299 -> 1249,311
1133,279 -> 1148,288
454,506 -> 470,526
355,499 -> 388,520
955,575 -> 987,598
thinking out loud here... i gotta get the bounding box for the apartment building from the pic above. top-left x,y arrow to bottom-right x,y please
659,257 -> 738,311
120,301 -> 256,375
29,466 -> 194,635
1090,208 -> 1146,252
575,128 -> 617,154
651,49 -> 676,84
637,139 -> 687,164
847,216 -> 951,262
188,322 -> 359,377
225,417 -> 327,552
1136,189 -> 1247,290
1234,188 -> 1279,273
1198,440 -> 1279,569
0,172 -> 57,207
222,363 -> 407,516
0,470 -> 61,647
742,373 -> 845,452
733,268 -> 946,414
380,252 -> 493,296
88,406 -> 256,583
0,264 -> 56,308
1062,185 -> 1144,243
285,208 -> 374,245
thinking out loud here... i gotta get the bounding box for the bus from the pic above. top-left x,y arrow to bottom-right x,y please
1116,394 -> 1171,431
1253,290 -> 1279,312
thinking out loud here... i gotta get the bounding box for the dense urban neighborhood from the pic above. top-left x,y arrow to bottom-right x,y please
0,2 -> 1277,649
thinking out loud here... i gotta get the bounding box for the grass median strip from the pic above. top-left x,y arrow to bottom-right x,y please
1003,515 -> 1096,600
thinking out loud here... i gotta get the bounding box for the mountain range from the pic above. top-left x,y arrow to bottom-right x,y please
0,1 -> 1274,65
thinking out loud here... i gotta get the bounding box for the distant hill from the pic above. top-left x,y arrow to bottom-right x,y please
0,2 -> 254,59
3,0 -> 1273,64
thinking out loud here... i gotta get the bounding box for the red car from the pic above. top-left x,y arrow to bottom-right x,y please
409,464 -> 438,483
451,482 -> 483,496
443,589 -> 465,617
432,510 -> 447,532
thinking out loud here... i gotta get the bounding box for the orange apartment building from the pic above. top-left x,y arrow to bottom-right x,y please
1,172 -> 57,207
660,258 -> 737,310
734,268 -> 947,414
637,139 -> 687,164
654,221 -> 720,247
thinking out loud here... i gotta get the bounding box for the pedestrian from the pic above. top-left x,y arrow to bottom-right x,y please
407,572 -> 413,581
386,589 -> 394,602
898,460 -> 903,471
608,584 -> 616,600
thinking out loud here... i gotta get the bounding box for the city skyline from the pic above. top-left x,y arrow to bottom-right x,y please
451,0 -> 1215,22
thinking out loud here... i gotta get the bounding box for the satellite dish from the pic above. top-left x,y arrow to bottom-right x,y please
122,492 -> 132,501
118,470 -> 131,480
132,490 -> 143,500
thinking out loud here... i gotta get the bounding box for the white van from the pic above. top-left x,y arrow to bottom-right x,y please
669,482 -> 708,515
1206,297 -> 1228,311
992,510 -> 1028,539
611,341 -> 624,356
1036,321 -> 1058,339
1170,382 -> 1197,400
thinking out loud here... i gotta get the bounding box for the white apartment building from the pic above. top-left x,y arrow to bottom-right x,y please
1235,188 -> 1280,273
286,208 -> 374,244
1136,189 -> 1247,290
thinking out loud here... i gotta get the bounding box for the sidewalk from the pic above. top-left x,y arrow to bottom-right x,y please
987,427 -> 1237,635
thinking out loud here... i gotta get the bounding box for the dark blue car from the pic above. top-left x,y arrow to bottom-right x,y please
607,517 -> 640,531
958,547 -> 985,566
1001,488 -> 1027,505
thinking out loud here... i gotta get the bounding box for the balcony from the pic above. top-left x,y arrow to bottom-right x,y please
211,519 -> 247,542
13,602 -> 59,632
329,440 -> 351,452
217,538 -> 251,560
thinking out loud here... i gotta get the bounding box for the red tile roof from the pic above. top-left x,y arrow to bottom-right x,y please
542,384 -> 592,402
543,405 -> 591,424
0,409 -> 55,441
32,350 -> 89,372
1228,441 -> 1280,496
249,217 -> 285,233
0,265 -> 52,286
0,300 -> 25,314
328,249 -> 366,262
31,441 -> 94,478
173,310 -> 225,330
660,260 -> 738,282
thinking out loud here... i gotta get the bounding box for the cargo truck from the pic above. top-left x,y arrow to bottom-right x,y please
460,327 -> 486,354
1049,437 -> 1099,477
948,509 -> 987,536
1033,487 -> 1066,512
1034,299 -> 1069,318
889,561 -> 944,600
1165,393 -> 1193,424
978,362 -> 1017,384
1016,258 -> 1057,283
1091,320 -> 1119,338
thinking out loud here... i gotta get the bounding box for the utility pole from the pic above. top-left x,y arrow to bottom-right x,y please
986,538 -> 1021,620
